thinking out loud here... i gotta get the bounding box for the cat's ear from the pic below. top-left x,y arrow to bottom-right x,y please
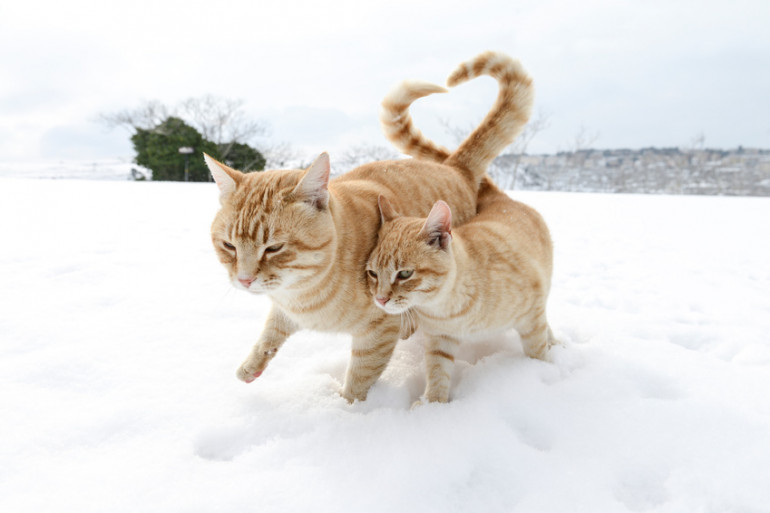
420,200 -> 453,250
204,153 -> 243,203
377,195 -> 400,224
293,153 -> 330,210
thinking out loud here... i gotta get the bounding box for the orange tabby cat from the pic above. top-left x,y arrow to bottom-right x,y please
367,178 -> 555,404
206,51 -> 534,402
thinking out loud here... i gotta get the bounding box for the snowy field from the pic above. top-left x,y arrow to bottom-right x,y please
1,174 -> 769,513
0,159 -> 145,181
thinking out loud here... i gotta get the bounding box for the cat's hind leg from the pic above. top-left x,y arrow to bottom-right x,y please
517,306 -> 554,361
417,333 -> 460,405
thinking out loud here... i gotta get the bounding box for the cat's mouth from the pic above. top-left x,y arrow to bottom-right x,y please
234,278 -> 278,294
375,299 -> 409,315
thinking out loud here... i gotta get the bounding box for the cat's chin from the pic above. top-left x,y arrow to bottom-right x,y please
378,302 -> 409,315
233,280 -> 274,294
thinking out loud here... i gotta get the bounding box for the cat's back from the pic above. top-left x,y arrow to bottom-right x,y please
331,159 -> 477,222
458,178 -> 552,271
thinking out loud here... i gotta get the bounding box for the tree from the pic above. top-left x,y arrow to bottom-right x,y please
177,95 -> 268,162
131,117 -> 265,182
440,109 -> 551,190
99,100 -> 172,131
101,95 -> 270,166
492,110 -> 551,189
131,117 -> 218,181
222,141 -> 266,172
260,141 -> 306,169
561,126 -> 600,190
334,143 -> 400,174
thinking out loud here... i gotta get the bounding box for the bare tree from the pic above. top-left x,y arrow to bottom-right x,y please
676,132 -> 707,194
178,95 -> 268,159
100,95 -> 269,161
99,100 -> 173,132
260,141 -> 306,169
563,125 -> 600,190
569,125 -> 600,152
441,110 -> 551,189
438,117 -> 476,146
495,110 -> 551,189
333,143 -> 401,174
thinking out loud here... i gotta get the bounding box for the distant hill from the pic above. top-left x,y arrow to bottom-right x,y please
4,147 -> 770,196
491,147 -> 770,196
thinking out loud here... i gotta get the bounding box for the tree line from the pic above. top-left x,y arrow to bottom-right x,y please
101,95 -> 266,181
104,99 -> 769,196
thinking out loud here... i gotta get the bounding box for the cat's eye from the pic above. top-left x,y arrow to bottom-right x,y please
397,270 -> 414,280
367,270 -> 377,279
223,241 -> 236,251
265,243 -> 284,253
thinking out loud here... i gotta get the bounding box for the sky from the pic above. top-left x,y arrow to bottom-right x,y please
1,0 -> 769,164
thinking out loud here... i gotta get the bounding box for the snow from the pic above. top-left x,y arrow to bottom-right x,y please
0,159 -> 146,181
1,175 -> 769,512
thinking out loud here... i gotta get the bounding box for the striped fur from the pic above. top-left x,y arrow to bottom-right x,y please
380,81 -> 450,163
380,51 -> 534,178
207,152 -> 480,402
207,51 -> 536,404
367,178 -> 555,404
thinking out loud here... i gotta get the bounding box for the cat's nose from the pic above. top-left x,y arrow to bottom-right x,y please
376,296 -> 390,306
238,277 -> 255,288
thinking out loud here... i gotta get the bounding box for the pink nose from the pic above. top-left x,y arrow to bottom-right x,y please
376,296 -> 390,306
238,277 -> 254,288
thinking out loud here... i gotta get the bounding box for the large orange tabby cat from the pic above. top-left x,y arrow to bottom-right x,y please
206,51 -> 534,402
367,178 -> 555,404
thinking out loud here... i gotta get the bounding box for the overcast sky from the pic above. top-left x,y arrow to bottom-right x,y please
1,0 -> 769,164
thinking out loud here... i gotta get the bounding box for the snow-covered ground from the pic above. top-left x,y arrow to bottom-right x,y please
1,175 -> 769,513
0,159 -> 145,181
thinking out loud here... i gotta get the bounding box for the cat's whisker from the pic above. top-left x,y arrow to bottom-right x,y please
403,308 -> 417,337
403,309 -> 413,335
214,285 -> 237,309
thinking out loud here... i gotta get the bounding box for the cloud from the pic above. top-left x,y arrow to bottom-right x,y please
2,0 -> 769,161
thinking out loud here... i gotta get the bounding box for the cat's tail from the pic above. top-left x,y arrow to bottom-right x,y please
380,51 -> 534,182
380,81 -> 451,163
443,51 -> 534,180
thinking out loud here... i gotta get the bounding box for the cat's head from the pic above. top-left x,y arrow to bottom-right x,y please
366,196 -> 454,314
207,153 -> 335,294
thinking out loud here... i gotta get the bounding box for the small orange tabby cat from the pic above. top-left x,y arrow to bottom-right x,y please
367,178 -> 554,404
206,51 -> 534,402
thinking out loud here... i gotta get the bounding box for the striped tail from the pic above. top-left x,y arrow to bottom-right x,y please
380,51 -> 534,183
444,51 -> 534,180
380,81 -> 451,163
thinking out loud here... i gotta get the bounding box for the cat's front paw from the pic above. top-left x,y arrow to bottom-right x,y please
236,364 -> 264,383
235,347 -> 279,383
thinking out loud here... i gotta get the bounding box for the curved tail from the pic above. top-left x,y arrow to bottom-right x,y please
380,51 -> 534,182
444,52 -> 534,178
380,81 -> 451,163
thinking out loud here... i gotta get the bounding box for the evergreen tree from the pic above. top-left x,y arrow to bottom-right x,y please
131,117 -> 265,181
220,141 -> 266,172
